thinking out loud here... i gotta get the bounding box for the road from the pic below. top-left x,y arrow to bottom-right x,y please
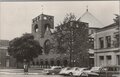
0,69 -> 71,77
0,74 -> 69,77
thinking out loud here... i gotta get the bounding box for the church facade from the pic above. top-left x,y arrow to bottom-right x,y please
31,14 -> 70,67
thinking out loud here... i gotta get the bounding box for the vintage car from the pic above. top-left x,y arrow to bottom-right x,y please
80,67 -> 101,77
72,68 -> 88,77
60,67 -> 82,76
43,66 -> 62,75
81,65 -> 120,77
59,67 -> 71,75
98,65 -> 120,77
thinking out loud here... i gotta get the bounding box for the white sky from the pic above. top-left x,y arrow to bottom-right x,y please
0,1 -> 119,40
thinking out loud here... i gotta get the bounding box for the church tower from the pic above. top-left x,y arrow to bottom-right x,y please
32,14 -> 54,39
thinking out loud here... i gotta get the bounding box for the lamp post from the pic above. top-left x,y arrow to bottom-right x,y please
69,21 -> 74,67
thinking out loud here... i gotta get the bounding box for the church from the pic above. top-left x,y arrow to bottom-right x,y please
31,14 -> 70,67
31,8 -> 102,68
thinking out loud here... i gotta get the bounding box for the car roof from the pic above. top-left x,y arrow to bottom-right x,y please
102,65 -> 120,67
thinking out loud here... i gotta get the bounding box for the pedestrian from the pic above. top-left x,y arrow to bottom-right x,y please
24,64 -> 28,75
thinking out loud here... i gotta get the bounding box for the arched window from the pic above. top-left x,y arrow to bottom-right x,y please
44,39 -> 51,54
44,24 -> 50,31
32,61 -> 35,65
51,60 -> 54,66
45,60 -> 48,66
63,60 -> 68,67
36,61 -> 39,65
40,61 -> 43,65
57,60 -> 60,66
34,24 -> 39,32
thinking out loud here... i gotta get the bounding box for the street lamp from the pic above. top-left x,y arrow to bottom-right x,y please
69,21 -> 73,67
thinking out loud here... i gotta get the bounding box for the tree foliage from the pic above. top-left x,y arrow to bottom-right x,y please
8,33 -> 43,62
54,13 -> 89,67
113,14 -> 120,47
53,13 -> 76,54
113,14 -> 120,25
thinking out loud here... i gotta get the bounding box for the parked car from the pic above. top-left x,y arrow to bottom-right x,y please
61,67 -> 81,76
59,67 -> 71,75
43,66 -> 62,75
80,67 -> 101,77
98,65 -> 120,77
72,68 -> 88,77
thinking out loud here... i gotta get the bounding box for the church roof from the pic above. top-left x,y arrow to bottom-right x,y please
78,9 -> 104,28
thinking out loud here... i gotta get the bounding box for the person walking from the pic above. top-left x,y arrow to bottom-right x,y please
24,64 -> 28,75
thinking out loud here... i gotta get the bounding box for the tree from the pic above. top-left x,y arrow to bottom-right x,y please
54,13 -> 89,67
113,14 -> 120,47
54,13 -> 76,54
8,33 -> 43,65
113,14 -> 120,25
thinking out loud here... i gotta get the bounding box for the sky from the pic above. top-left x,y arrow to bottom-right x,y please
0,1 -> 119,40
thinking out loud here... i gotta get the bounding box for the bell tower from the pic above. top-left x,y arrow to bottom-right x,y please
32,14 -> 54,39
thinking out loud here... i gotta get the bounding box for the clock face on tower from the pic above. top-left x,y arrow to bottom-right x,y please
43,15 -> 53,22
43,16 -> 47,20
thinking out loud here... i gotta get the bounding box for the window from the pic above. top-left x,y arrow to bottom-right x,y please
106,56 -> 111,60
44,40 -> 51,54
99,37 -> 104,48
114,34 -> 119,47
89,37 -> 94,49
106,55 -> 111,65
106,36 -> 111,48
99,56 -> 104,66
100,56 -> 104,60
34,24 -> 39,32
36,61 -> 39,65
117,55 -> 120,65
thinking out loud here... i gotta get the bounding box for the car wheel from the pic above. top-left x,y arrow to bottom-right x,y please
47,73 -> 50,75
69,72 -> 73,76
52,72 -> 55,75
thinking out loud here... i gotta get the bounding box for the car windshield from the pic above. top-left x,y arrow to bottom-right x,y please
90,67 -> 100,71
70,67 -> 78,70
67,67 -> 72,70
51,66 -> 61,69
